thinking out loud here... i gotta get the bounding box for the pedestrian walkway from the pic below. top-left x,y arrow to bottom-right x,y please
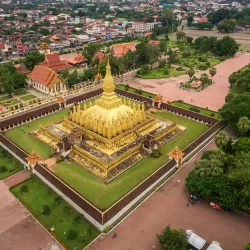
4,170 -> 30,187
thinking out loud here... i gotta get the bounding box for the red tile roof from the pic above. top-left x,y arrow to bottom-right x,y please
149,40 -> 160,46
28,65 -> 64,88
40,53 -> 71,71
0,43 -> 5,50
112,42 -> 136,57
15,64 -> 31,75
67,54 -> 88,65
93,52 -> 106,61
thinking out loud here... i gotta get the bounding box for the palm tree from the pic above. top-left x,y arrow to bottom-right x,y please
209,67 -> 217,81
237,117 -> 250,135
187,68 -> 195,81
215,131 -> 230,149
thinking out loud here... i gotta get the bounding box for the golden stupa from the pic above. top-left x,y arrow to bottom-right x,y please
35,61 -> 183,182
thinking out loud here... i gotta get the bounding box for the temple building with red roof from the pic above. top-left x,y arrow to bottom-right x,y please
40,53 -> 71,72
60,53 -> 88,67
112,42 -> 136,57
92,51 -> 106,62
28,65 -> 67,96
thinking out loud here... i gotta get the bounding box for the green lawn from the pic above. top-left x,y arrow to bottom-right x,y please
55,111 -> 208,209
2,98 -> 20,107
0,95 -> 11,102
140,67 -> 186,79
20,94 -> 37,101
171,101 -> 221,119
177,56 -> 221,69
5,109 -> 70,158
116,84 -> 156,98
0,146 -> 23,179
11,177 -> 100,250
15,90 -> 28,96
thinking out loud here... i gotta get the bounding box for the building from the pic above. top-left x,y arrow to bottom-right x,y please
39,42 -> 51,55
40,53 -> 71,72
93,52 -> 106,62
28,65 -> 67,96
132,22 -> 154,33
112,42 -> 136,57
34,61 -> 183,182
40,15 -> 58,24
61,53 -> 88,67
15,40 -> 29,57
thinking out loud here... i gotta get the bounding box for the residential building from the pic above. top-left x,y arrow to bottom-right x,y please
132,22 -> 154,33
41,15 -> 58,24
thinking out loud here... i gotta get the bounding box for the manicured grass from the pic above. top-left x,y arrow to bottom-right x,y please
5,109 -> 70,158
0,95 -> 11,102
0,147 -> 23,179
116,84 -> 156,98
2,98 -> 20,107
140,67 -> 186,79
171,101 -> 221,119
15,90 -> 28,96
11,177 -> 100,249
177,56 -> 221,69
55,111 -> 208,209
20,94 -> 36,101
209,57 -> 221,66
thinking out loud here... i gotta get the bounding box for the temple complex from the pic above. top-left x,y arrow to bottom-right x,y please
34,61 -> 185,182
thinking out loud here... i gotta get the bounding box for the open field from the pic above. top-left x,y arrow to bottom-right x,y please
5,109 -> 70,158
0,147 -> 23,180
11,177 -> 100,249
55,111 -> 208,209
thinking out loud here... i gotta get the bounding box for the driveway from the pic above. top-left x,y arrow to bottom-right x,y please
88,139 -> 250,250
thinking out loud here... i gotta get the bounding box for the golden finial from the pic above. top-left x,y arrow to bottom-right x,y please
102,56 -> 115,94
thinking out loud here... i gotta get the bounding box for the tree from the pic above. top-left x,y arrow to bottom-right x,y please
159,41 -> 167,53
187,68 -> 195,80
160,9 -> 174,26
185,36 -> 193,44
13,73 -> 27,88
67,70 -> 79,87
65,229 -> 78,240
193,36 -> 217,53
193,22 -> 214,30
209,67 -> 217,80
157,225 -> 188,250
215,36 -> 238,57
24,51 -> 45,70
200,73 -> 211,85
176,31 -> 186,40
215,131 -> 230,150
187,14 -> 194,23
194,158 -> 224,177
1,72 -> 15,97
218,19 -> 236,33
41,204 -> 51,215
159,60 -> 166,68
245,243 -> 250,250
237,117 -> 250,135
139,65 -> 149,75
233,137 -> 250,154
39,28 -> 50,36
219,93 -> 250,125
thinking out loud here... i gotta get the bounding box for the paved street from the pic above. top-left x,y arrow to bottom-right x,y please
88,139 -> 250,250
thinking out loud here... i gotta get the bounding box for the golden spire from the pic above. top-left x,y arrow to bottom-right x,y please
102,58 -> 115,94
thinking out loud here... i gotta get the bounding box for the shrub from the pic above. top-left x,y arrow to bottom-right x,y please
164,69 -> 169,75
245,243 -> 250,250
0,165 -> 7,173
41,204 -> 51,215
189,106 -> 200,113
124,84 -> 129,91
20,185 -> 29,193
54,196 -> 62,205
176,67 -> 183,71
63,205 -> 71,213
65,229 -> 78,240
135,89 -> 142,95
79,231 -> 89,242
151,149 -> 162,158
210,113 -> 215,117
197,64 -> 207,70
177,100 -> 184,103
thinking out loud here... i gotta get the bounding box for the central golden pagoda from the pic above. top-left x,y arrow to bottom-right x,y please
36,61 -> 183,182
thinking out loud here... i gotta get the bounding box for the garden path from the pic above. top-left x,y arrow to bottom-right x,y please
4,169 -> 30,187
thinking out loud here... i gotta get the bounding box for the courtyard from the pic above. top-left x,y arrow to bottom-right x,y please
87,139 -> 250,250
126,53 -> 250,111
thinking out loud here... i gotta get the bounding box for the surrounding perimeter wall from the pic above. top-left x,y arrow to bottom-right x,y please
0,88 -> 224,230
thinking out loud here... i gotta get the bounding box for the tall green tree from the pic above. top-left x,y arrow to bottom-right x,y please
237,117 -> 250,135
215,36 -> 239,57
24,51 -> 45,70
209,67 -> 217,80
215,131 -> 230,150
187,68 -> 195,80
157,225 -> 188,250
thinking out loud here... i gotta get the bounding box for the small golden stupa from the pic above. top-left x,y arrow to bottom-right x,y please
39,42 -> 50,55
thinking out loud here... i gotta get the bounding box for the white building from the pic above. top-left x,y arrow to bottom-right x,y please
132,22 -> 154,33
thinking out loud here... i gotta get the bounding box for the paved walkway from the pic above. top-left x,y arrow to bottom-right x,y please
126,53 -> 250,111
88,140 -> 250,250
4,170 -> 30,187
0,180 -> 62,250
